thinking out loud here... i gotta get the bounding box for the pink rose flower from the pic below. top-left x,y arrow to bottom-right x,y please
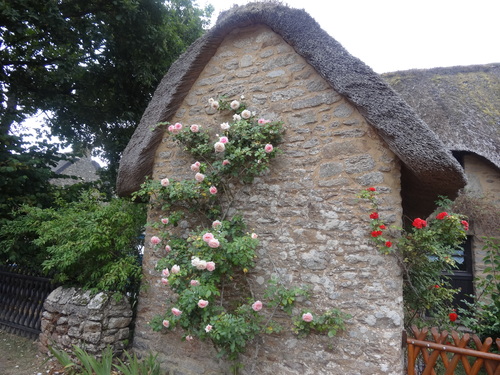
208,238 -> 220,248
251,233 -> 258,239
198,299 -> 209,308
161,278 -> 169,285
161,268 -> 170,277
150,236 -> 161,245
258,118 -> 271,125
205,324 -> 213,332
190,124 -> 200,132
219,136 -> 228,144
210,101 -> 219,110
162,320 -> 169,328
185,335 -> 193,341
230,100 -> 240,110
220,122 -> 230,130
214,142 -> 225,153
264,144 -> 273,153
174,122 -> 182,131
209,186 -> 217,195
252,300 -> 263,311
212,220 -> 222,229
195,260 -> 207,270
195,173 -> 205,182
241,109 -> 251,119
190,161 -> 201,172
167,125 -> 175,133
233,114 -> 241,121
160,178 -> 170,187
202,232 -> 214,242
222,159 -> 230,166
190,280 -> 200,286
172,308 -> 182,316
302,313 -> 313,322
206,261 -> 216,272
171,265 -> 180,274
161,218 -> 169,224
165,245 -> 171,253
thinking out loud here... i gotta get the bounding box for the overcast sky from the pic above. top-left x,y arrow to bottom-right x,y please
202,0 -> 500,73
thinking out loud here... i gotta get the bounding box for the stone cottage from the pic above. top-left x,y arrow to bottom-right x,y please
383,64 -> 500,308
116,3 -> 467,374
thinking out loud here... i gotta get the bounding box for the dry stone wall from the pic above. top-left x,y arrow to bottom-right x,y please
134,25 -> 404,375
39,287 -> 132,356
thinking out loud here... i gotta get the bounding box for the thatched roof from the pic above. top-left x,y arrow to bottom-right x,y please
116,2 -> 466,215
383,64 -> 500,169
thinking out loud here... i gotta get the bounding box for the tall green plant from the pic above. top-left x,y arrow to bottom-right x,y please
459,237 -> 500,342
359,188 -> 469,328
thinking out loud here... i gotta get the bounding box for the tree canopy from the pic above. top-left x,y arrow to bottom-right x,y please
0,0 -> 212,182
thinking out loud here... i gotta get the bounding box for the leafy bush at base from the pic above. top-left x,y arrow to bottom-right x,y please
0,190 -> 146,295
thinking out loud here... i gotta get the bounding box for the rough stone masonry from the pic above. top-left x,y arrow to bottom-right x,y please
133,25 -> 404,375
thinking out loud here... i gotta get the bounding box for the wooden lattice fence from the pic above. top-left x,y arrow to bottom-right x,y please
0,265 -> 56,339
407,326 -> 500,375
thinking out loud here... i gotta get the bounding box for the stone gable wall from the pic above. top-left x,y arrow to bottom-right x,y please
134,25 -> 404,375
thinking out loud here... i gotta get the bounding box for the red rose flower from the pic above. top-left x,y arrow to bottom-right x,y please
368,187 -> 376,192
461,220 -> 469,231
385,241 -> 392,247
434,284 -> 440,288
436,212 -> 448,220
379,225 -> 386,229
370,212 -> 379,219
371,230 -> 383,237
412,218 -> 427,229
449,312 -> 458,322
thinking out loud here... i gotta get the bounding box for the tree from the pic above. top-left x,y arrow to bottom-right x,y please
0,0 -> 212,183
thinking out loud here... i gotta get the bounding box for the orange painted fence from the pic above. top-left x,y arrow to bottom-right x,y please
406,326 -> 500,375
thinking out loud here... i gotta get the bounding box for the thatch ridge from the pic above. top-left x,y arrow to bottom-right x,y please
383,64 -> 500,169
116,2 -> 466,206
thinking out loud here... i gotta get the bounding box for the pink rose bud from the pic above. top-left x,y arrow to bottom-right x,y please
205,324 -> 213,332
209,186 -> 217,195
160,178 -> 170,186
171,265 -> 180,274
206,261 -> 216,272
202,232 -> 214,242
190,280 -> 200,286
171,308 -> 182,316
302,313 -> 313,322
161,268 -> 170,277
222,159 -> 230,166
251,233 -> 258,239
161,218 -> 169,224
161,278 -> 169,285
162,320 -> 169,328
214,142 -> 225,153
191,162 -> 201,172
185,335 -> 193,341
208,238 -> 220,248
165,245 -> 171,253
150,236 -> 161,245
252,300 -> 263,311
198,299 -> 209,308
195,173 -> 205,182
212,220 -> 222,229
264,144 -> 273,153
219,136 -> 228,144
168,125 -> 174,133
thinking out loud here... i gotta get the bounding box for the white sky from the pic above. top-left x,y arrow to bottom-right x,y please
202,0 -> 500,73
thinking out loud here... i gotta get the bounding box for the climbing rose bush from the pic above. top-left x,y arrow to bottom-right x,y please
359,187 -> 468,328
135,96 -> 349,364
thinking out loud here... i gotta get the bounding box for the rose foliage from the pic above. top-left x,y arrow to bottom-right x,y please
134,97 -> 349,363
360,189 -> 468,329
